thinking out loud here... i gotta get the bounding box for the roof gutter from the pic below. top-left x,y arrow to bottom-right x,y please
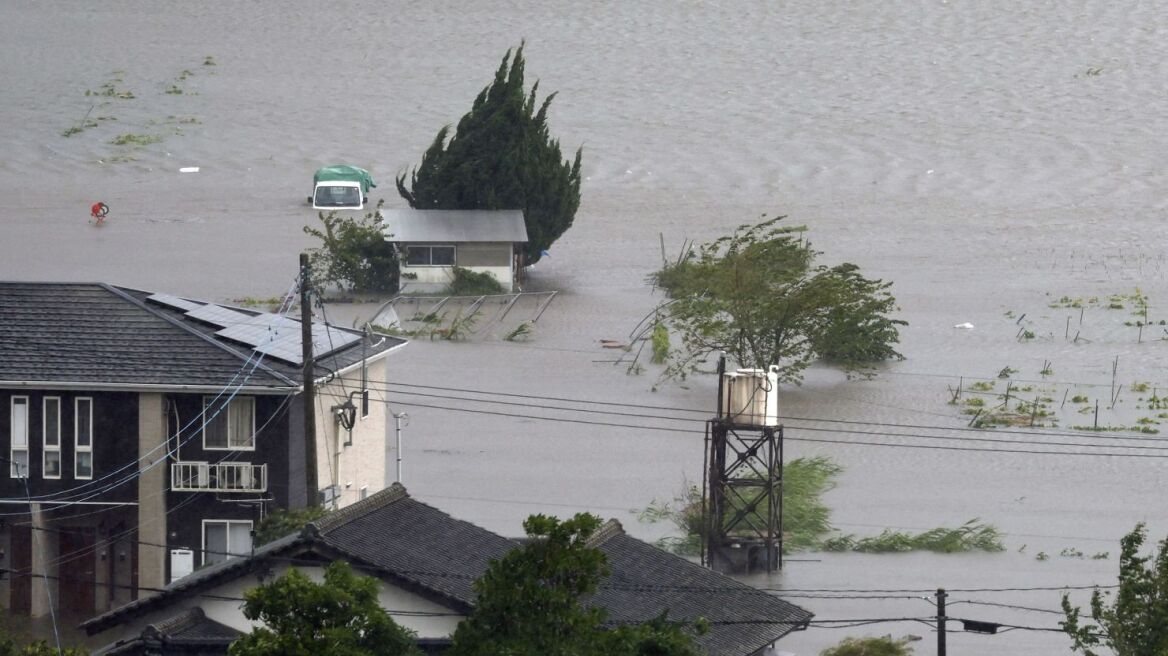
314,340 -> 407,385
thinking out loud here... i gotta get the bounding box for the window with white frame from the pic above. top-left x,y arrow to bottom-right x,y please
203,397 -> 255,450
202,519 -> 253,565
405,245 -> 455,266
75,397 -> 93,480
43,397 -> 61,479
10,397 -> 29,478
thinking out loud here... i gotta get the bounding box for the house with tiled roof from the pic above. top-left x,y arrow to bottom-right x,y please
82,484 -> 812,655
0,282 -> 406,621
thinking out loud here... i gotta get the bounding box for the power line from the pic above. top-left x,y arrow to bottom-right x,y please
371,386 -> 1168,453
368,396 -> 1168,459
381,379 -> 1168,444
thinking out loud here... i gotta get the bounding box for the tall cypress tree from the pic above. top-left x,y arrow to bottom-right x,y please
396,44 -> 582,264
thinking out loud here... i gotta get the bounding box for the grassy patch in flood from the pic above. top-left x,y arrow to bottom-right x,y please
821,519 -> 1004,553
638,457 -> 1003,555
109,132 -> 161,146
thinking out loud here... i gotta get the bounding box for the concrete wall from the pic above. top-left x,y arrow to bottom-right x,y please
136,393 -> 167,596
314,358 -> 389,509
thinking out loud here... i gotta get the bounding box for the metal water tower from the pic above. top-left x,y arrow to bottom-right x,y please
703,357 -> 785,574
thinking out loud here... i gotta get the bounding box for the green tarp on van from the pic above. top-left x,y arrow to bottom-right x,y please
313,165 -> 376,194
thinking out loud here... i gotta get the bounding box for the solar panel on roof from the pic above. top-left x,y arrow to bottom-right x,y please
185,304 -> 252,327
146,293 -> 203,312
250,324 -> 363,366
215,313 -> 298,347
314,324 -> 362,354
254,339 -> 305,365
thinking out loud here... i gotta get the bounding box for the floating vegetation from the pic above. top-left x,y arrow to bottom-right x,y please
821,520 -> 1005,554
203,55 -> 217,66
1037,551 -> 1049,561
969,381 -> 995,392
165,85 -> 184,95
109,132 -> 161,146
61,119 -> 98,137
998,366 -> 1018,379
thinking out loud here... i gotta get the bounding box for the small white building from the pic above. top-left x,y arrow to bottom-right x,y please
381,209 -> 529,293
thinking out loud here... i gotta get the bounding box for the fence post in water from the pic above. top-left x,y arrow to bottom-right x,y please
1094,400 -> 1099,430
1031,397 -> 1039,427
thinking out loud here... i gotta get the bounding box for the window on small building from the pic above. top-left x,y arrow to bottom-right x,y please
10,397 -> 29,478
75,397 -> 93,479
203,397 -> 256,450
202,519 -> 253,566
405,245 -> 456,266
43,397 -> 61,479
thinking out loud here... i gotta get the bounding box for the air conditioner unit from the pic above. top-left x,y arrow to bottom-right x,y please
719,366 -> 779,427
170,549 -> 194,583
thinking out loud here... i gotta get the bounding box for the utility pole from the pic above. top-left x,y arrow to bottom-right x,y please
393,412 -> 408,484
936,588 -> 947,656
300,253 -> 318,508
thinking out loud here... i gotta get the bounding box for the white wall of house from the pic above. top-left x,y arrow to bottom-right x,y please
314,358 -> 389,510
399,242 -> 517,293
98,563 -> 464,646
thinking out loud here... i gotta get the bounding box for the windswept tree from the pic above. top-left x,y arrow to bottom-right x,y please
303,208 -> 398,294
230,562 -> 420,656
449,513 -> 705,656
650,216 -> 905,385
1061,523 -> 1168,655
396,43 -> 582,265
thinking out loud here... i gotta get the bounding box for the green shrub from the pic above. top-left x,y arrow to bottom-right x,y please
447,266 -> 504,296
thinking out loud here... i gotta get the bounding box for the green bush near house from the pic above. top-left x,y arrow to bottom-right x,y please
447,266 -> 505,296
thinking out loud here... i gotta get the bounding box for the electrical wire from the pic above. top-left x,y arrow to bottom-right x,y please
369,386 -> 1168,453
379,380 -> 1168,445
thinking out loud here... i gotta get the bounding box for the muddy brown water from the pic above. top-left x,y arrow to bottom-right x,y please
4,1 -> 1168,652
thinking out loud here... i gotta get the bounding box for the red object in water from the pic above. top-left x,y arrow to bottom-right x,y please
90,202 -> 109,224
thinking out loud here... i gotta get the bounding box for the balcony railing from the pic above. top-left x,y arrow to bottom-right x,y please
171,461 -> 267,493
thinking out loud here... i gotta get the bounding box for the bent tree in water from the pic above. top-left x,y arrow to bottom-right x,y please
650,215 -> 906,385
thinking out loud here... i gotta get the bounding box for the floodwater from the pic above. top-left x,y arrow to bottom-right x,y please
4,1 -> 1168,652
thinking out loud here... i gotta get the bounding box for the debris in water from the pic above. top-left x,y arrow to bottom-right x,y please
179,166 -> 200,173
953,322 -> 974,329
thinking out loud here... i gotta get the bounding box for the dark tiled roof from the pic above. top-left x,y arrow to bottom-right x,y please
84,487 -> 811,656
0,282 -> 405,391
93,607 -> 240,655
589,521 -> 813,655
313,484 -> 518,608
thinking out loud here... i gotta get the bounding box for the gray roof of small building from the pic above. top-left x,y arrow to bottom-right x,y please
83,485 -> 810,655
0,282 -> 405,392
382,209 -> 528,244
